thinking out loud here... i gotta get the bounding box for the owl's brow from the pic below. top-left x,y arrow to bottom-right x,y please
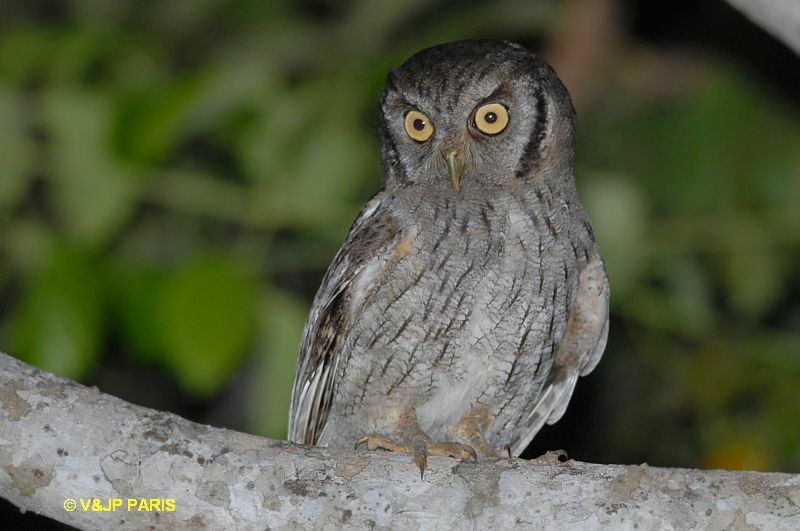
389,78 -> 510,118
386,69 -> 438,114
448,77 -> 512,114
392,91 -> 434,117
476,82 -> 512,107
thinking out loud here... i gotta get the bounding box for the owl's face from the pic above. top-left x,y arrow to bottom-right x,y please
379,39 -> 575,195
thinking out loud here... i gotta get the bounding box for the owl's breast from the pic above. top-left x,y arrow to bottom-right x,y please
335,196 -> 580,443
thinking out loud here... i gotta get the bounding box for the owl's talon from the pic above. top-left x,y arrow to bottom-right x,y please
468,446 -> 479,462
427,441 -> 478,462
354,434 -> 374,450
414,451 -> 427,479
354,433 -> 410,453
354,432 -> 475,478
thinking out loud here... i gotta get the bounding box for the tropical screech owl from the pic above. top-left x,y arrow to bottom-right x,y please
288,39 -> 610,475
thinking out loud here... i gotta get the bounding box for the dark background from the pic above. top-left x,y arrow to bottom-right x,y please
1,0 -> 799,528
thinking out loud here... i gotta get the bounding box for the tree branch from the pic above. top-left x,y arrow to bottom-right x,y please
1,351 -> 799,530
726,0 -> 800,55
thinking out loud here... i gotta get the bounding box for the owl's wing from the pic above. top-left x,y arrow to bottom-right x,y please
510,250 -> 610,457
288,190 -> 397,445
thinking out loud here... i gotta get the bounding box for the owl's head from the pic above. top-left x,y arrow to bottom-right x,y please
379,39 -> 575,195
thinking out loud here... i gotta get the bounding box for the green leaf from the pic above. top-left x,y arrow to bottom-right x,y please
115,59 -> 270,164
239,76 -> 376,229
42,88 -> 141,247
580,67 -> 800,216
9,246 -> 105,379
114,74 -> 208,163
159,255 -> 257,396
248,289 -> 308,440
633,257 -> 715,337
113,264 -> 168,365
579,172 -> 647,301
717,220 -> 783,319
0,26 -> 52,85
0,86 -> 35,217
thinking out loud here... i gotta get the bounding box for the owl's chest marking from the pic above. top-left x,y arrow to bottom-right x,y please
415,203 -> 556,432
340,198 -> 571,439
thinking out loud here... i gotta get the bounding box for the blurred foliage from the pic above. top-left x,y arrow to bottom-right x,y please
0,0 -> 798,475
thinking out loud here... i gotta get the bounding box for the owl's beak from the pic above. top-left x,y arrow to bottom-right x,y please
442,148 -> 464,191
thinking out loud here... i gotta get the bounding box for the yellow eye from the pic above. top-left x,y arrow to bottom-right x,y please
474,103 -> 509,135
404,110 -> 434,142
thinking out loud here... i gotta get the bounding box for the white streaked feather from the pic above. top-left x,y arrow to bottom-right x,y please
546,372 -> 579,425
510,384 -> 556,456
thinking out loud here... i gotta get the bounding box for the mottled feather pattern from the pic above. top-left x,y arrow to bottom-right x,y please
288,191 -> 396,444
289,39 -> 609,459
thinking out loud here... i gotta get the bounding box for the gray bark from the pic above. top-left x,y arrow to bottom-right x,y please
1,352 -> 799,530
726,0 -> 800,55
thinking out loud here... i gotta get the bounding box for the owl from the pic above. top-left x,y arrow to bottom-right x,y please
288,39 -> 609,475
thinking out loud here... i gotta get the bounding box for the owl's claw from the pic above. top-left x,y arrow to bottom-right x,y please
415,451 -> 427,479
427,441 -> 478,462
354,433 -> 477,478
354,433 -> 410,453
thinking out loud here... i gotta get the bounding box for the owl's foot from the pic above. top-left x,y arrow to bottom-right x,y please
427,441 -> 478,461
354,433 -> 476,478
354,433 -> 409,453
449,406 -> 510,458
